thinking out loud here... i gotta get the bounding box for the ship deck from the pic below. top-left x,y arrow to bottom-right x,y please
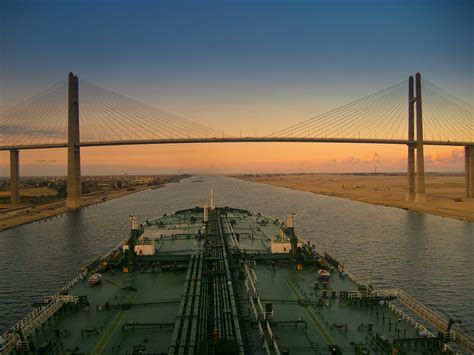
2,207 -> 464,354
247,265 -> 422,354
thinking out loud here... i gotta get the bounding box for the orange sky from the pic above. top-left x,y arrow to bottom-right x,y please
0,143 -> 466,176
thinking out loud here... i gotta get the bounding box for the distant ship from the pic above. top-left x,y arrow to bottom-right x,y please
1,190 -> 472,354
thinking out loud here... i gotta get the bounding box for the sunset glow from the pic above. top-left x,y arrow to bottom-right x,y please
0,145 -> 466,175
1,0 -> 472,175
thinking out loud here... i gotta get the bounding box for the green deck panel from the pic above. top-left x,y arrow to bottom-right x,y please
30,271 -> 186,353
157,238 -> 204,254
252,264 -> 446,353
10,207 -> 455,355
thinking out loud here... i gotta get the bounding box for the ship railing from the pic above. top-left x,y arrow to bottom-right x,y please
223,215 -> 239,247
136,238 -> 153,245
14,340 -> 29,351
257,321 -> 272,355
41,270 -> 87,304
244,263 -> 257,284
273,338 -> 281,355
265,321 -> 281,355
60,273 -> 83,292
385,302 -> 455,353
371,288 -> 399,297
59,272 -> 86,296
57,295 -> 79,303
223,215 -> 232,245
257,321 -> 265,341
256,295 -> 265,320
229,217 -> 240,247
244,278 -> 250,295
249,265 -> 258,283
245,277 -> 253,295
344,270 -> 368,288
245,276 -> 258,298
395,289 -> 474,353
386,301 -> 434,337
243,264 -> 261,315
101,240 -> 126,261
245,276 -> 261,321
1,328 -> 18,352
43,240 -> 124,306
346,290 -> 369,299
44,294 -> 79,303
266,321 -> 274,341
324,253 -> 472,353
262,338 -> 271,355
343,285 -> 472,352
0,294 -> 71,354
440,342 -> 456,353
249,297 -> 259,321
346,288 -> 398,300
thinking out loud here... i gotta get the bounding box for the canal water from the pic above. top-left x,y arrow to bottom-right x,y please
0,176 -> 472,335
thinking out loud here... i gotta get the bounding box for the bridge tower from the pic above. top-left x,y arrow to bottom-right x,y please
466,147 -> 474,199
10,149 -> 20,206
66,72 -> 82,209
414,72 -> 427,202
406,76 -> 416,201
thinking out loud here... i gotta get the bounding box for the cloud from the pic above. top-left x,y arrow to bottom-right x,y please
426,148 -> 464,165
322,152 -> 381,166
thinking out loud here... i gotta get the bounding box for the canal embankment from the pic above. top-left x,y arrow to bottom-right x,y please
236,174 -> 474,222
0,185 -> 152,232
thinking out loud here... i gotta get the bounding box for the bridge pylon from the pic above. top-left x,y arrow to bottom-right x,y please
406,76 -> 416,201
10,149 -> 20,207
466,146 -> 474,199
414,72 -> 427,202
66,72 -> 82,209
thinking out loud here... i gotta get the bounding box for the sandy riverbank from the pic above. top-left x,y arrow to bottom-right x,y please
0,186 -> 152,232
236,174 -> 474,222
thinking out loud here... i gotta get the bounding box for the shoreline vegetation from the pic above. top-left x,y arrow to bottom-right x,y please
0,175 -> 189,232
235,173 -> 474,223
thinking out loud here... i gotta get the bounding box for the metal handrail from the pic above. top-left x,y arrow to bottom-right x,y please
0,294 -> 78,354
1,240 -> 125,354
396,289 -> 474,352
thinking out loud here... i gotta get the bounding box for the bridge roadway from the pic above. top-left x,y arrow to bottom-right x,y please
1,137 -> 473,151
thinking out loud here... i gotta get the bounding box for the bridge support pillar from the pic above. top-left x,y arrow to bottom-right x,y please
66,72 -> 82,209
466,146 -> 474,199
406,75 -> 416,201
10,149 -> 20,207
414,72 -> 427,202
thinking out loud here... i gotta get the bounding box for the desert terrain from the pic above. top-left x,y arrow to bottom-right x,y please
237,174 -> 473,222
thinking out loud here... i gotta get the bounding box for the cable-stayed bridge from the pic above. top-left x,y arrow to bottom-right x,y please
1,72 -> 473,207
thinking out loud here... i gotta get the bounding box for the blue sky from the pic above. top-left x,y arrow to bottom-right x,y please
2,0 -> 472,107
0,0 -> 472,174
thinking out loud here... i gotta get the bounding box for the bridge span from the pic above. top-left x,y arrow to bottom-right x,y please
1,137 -> 473,151
2,72 -> 473,207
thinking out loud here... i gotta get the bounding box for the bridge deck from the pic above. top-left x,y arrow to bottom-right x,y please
1,137 -> 472,151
